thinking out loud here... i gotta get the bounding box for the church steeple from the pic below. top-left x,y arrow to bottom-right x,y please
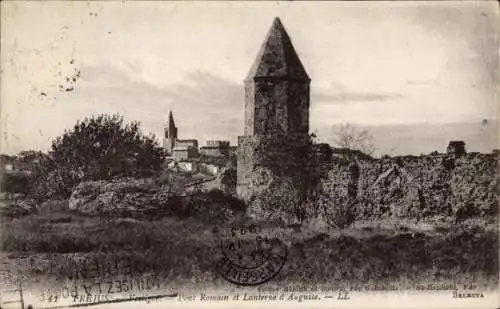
245,17 -> 310,82
163,110 -> 178,154
167,110 -> 177,139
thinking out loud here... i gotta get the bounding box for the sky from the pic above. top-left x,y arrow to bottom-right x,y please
1,1 -> 498,156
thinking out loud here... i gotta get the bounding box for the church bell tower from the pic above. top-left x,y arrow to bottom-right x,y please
163,110 -> 178,155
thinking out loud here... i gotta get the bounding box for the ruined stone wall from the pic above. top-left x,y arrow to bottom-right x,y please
236,136 -> 255,201
236,133 -> 311,203
321,152 -> 499,221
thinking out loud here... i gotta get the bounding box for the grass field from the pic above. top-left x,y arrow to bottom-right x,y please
1,200 -> 498,292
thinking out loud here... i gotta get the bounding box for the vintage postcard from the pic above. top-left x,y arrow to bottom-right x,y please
0,1 -> 498,309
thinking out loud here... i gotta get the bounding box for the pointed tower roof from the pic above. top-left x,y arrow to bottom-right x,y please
245,17 -> 310,82
168,110 -> 176,128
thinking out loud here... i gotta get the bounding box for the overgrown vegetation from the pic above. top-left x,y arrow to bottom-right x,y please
250,131 -> 331,223
286,225 -> 498,286
184,189 -> 247,223
26,114 -> 166,200
1,173 -> 30,194
1,205 -> 497,288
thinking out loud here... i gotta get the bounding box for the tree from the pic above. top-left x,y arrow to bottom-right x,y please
32,114 -> 166,199
332,123 -> 376,156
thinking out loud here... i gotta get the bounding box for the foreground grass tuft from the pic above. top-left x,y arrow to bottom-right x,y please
1,205 -> 498,289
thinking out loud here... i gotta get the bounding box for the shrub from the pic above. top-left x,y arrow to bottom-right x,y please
1,172 -> 30,194
0,198 -> 37,218
184,189 -> 247,223
31,114 -> 166,199
144,194 -> 187,218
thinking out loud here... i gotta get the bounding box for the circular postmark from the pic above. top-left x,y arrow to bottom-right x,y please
213,224 -> 287,286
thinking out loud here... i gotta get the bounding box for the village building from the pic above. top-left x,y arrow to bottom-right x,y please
177,161 -> 199,173
199,140 -> 230,157
163,111 -> 199,160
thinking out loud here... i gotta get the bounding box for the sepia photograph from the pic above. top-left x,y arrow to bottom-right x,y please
0,1 -> 498,308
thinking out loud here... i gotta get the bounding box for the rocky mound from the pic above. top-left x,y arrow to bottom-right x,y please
68,177 -> 246,222
68,177 -> 173,216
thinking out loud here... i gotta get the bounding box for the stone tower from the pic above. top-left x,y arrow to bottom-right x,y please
237,17 -> 311,201
163,110 -> 178,155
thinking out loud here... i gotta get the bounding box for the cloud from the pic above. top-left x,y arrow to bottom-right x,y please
81,65 -> 243,110
312,91 -> 404,104
75,65 -> 245,144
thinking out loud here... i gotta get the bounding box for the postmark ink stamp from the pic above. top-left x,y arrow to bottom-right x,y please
213,224 -> 287,286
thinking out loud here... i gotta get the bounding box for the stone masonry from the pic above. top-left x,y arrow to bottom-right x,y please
237,17 -> 311,201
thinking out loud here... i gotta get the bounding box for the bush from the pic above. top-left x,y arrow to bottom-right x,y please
0,198 -> 37,218
1,172 -> 30,194
184,189 -> 247,223
31,114 -> 166,199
